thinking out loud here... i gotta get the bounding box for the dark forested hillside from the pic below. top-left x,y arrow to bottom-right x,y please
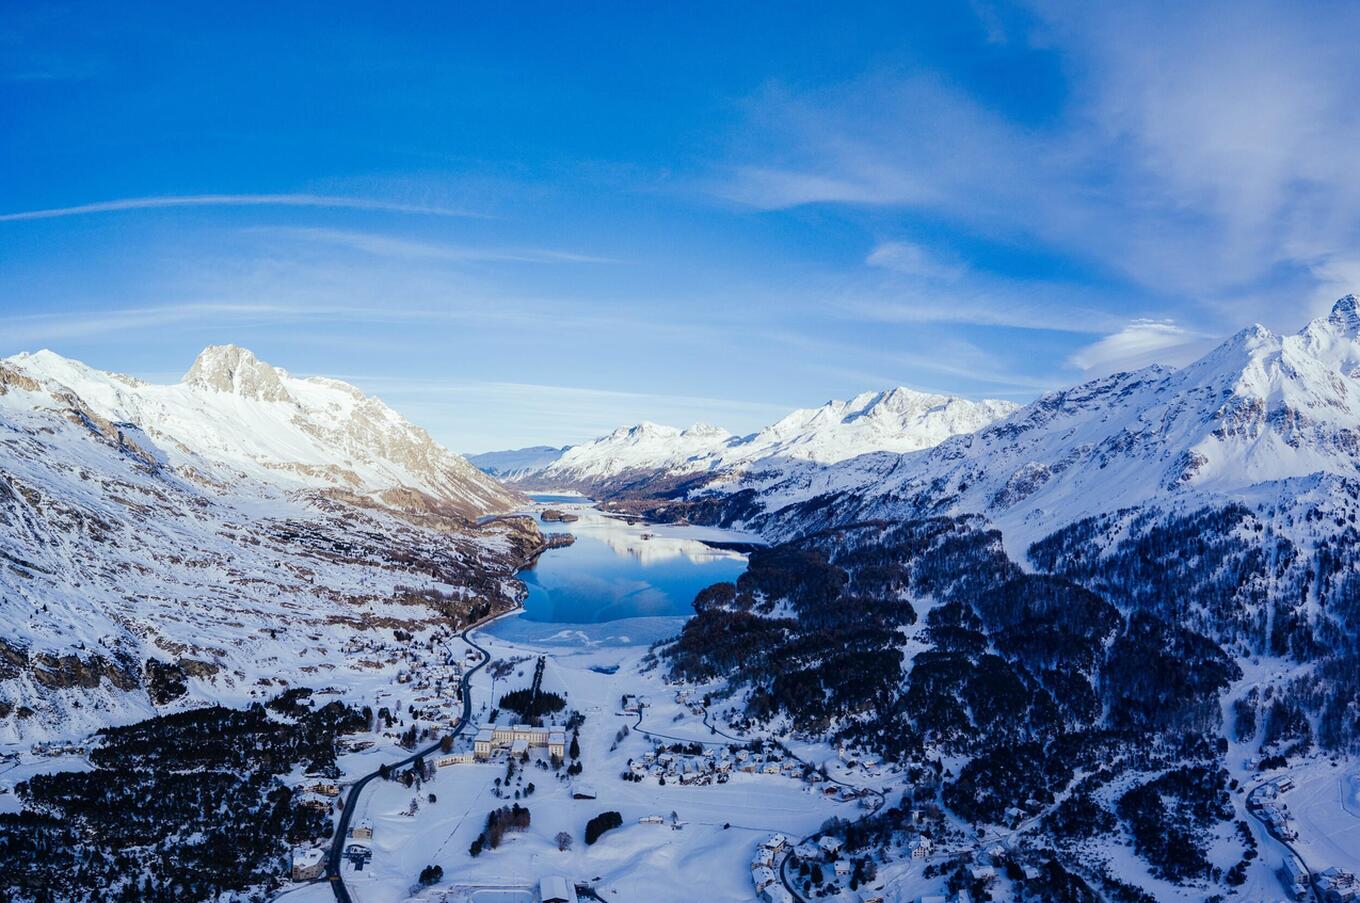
662,501 -> 1358,892
0,689 -> 367,902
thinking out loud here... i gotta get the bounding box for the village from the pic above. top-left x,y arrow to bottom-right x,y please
10,606 -> 1360,903
254,615 -> 978,903
1248,774 -> 1359,903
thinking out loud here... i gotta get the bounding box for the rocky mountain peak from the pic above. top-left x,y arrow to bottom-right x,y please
182,345 -> 291,402
1325,293 -> 1360,336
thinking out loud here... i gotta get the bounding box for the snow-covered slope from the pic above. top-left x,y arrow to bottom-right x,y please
0,348 -> 537,742
535,421 -> 736,487
491,388 -> 1016,495
5,345 -> 522,519
706,296 -> 1360,550
465,445 -> 569,480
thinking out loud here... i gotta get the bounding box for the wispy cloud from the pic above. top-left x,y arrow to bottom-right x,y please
837,282 -> 1127,335
0,194 -> 483,223
766,328 -> 1061,394
1067,319 -> 1213,373
865,241 -> 965,282
256,227 -> 615,264
329,376 -> 794,451
3,303 -> 329,345
712,3 -> 1360,325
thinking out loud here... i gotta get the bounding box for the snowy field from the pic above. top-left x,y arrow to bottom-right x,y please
330,627 -> 853,903
1274,759 -> 1360,877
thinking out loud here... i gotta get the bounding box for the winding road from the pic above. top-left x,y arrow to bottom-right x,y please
324,615 -> 496,903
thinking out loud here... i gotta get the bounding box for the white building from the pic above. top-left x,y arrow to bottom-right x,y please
752,866 -> 778,891
762,886 -> 795,903
472,723 -> 566,760
763,833 -> 790,852
291,847 -> 324,881
540,876 -> 578,903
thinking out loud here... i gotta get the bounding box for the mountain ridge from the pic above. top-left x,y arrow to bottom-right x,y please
474,385 -> 1019,497
6,345 -> 523,521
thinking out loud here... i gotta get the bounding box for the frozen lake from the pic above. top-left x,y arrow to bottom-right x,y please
512,494 -> 752,624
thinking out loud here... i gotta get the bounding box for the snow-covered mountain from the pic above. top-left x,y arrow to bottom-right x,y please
686,295 -> 1360,551
482,387 -> 1017,496
466,444 -> 569,480
0,347 -> 536,741
6,345 -> 523,519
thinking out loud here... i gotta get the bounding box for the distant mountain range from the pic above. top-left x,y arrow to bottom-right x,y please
668,294 -> 1360,548
469,387 -> 1018,497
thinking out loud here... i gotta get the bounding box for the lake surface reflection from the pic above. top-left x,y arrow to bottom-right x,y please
518,495 -> 752,623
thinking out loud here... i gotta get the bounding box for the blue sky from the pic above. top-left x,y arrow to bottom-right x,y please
5,2 -> 1360,451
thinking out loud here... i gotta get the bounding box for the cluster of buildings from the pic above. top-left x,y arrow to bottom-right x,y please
294,779 -> 342,814
29,740 -> 85,758
1317,867 -> 1358,903
1250,778 -> 1299,840
837,743 -> 886,777
624,742 -> 809,787
397,654 -> 466,727
750,834 -> 794,903
472,723 -> 566,760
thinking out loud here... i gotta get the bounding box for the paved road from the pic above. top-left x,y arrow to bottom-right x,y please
325,616 -> 496,903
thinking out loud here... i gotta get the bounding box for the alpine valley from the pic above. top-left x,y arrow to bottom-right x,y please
3,303 -> 1360,903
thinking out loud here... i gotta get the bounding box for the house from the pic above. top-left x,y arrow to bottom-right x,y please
540,876 -> 578,903
833,860 -> 852,877
570,783 -> 597,800
752,866 -> 778,891
818,835 -> 843,856
349,819 -> 373,840
1317,867 -> 1357,902
763,833 -> 790,852
437,752 -> 475,766
291,847 -> 324,881
638,815 -> 665,824
909,836 -> 933,859
761,886 -> 795,903
794,841 -> 822,861
1281,855 -> 1308,899
969,865 -> 996,882
621,694 -> 644,714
